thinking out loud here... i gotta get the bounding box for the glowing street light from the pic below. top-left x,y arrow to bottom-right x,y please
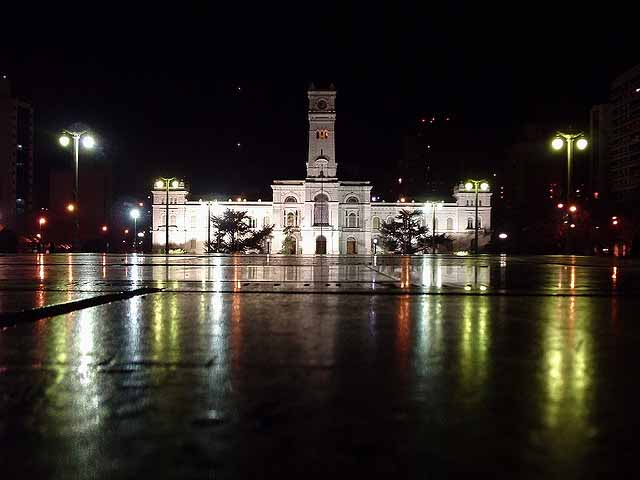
576,138 -> 588,150
551,131 -> 587,204
66,203 -> 76,213
101,225 -> 108,232
82,135 -> 95,149
465,179 -> 490,254
569,205 -> 577,213
59,128 -> 97,248
498,233 -> 508,239
130,208 -> 141,252
37,217 -> 47,250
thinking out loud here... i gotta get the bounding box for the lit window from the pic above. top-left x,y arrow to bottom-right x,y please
347,212 -> 357,228
286,212 -> 296,226
372,217 -> 380,230
467,217 -> 473,229
317,129 -> 330,139
446,218 -> 453,230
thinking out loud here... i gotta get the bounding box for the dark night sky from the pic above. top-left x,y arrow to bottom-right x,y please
1,3 -> 637,202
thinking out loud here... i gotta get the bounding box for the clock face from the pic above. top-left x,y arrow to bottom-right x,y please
316,99 -> 328,110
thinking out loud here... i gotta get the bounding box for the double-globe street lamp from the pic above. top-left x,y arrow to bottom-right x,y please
59,130 -> 96,247
552,132 -> 587,253
551,132 -> 588,204
464,180 -> 489,255
155,177 -> 179,254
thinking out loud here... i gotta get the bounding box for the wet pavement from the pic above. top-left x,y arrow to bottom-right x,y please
1,253 -> 639,478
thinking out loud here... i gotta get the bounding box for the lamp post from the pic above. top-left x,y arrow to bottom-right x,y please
59,130 -> 95,248
464,180 -> 489,254
155,177 -> 177,255
373,237 -> 378,255
130,208 -> 140,252
551,132 -> 588,204
552,133 -> 587,254
38,217 -> 46,252
430,201 -> 443,254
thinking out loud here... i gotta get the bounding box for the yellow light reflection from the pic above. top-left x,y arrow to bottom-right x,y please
569,266 -> 576,289
459,295 -> 490,392
542,297 -> 593,443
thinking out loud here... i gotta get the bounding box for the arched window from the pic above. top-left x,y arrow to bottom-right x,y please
190,215 -> 197,228
372,216 -> 380,230
347,212 -> 357,228
446,217 -> 453,230
286,212 -> 296,226
170,214 -> 177,226
161,213 -> 166,226
386,215 -> 394,223
263,216 -> 270,227
478,216 -> 483,228
314,193 -> 329,225
467,217 -> 474,229
346,196 -> 358,203
284,196 -> 297,203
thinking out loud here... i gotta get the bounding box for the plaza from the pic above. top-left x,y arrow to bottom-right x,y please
0,253 -> 637,478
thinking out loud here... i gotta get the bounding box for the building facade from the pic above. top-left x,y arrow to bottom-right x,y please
152,87 -> 491,254
0,76 -> 34,232
588,64 -> 640,208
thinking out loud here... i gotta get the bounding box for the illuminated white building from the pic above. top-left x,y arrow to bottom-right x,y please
151,87 -> 491,254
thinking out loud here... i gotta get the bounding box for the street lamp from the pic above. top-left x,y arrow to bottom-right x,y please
551,131 -> 587,204
130,208 -> 140,252
372,237 -> 378,255
155,177 -> 178,254
38,217 -> 46,252
429,201 -> 444,254
465,179 -> 489,254
59,129 -> 96,248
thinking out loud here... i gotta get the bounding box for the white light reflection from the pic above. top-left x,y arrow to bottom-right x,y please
76,308 -> 96,385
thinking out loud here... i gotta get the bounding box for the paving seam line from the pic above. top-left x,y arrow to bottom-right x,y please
0,287 -> 162,328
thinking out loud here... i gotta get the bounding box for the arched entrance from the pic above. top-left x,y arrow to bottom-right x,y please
316,235 -> 327,254
346,237 -> 357,254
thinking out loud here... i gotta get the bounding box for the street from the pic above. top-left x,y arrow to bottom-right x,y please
0,254 -> 638,478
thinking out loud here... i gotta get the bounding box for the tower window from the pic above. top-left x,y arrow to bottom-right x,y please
316,129 -> 330,139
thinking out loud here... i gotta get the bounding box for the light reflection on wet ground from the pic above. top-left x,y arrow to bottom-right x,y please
0,254 -> 638,478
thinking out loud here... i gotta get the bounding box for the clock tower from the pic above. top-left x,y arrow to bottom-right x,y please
306,85 -> 337,178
